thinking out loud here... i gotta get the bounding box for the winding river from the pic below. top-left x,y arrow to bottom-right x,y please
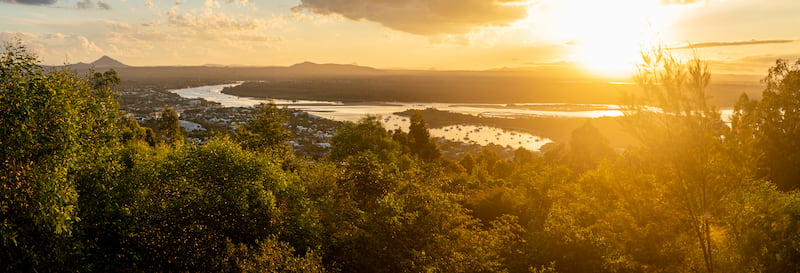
170,82 -> 734,151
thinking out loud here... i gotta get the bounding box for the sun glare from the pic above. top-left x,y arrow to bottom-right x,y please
540,0 -> 676,78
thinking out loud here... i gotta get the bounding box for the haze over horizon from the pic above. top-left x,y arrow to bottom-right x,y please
2,0 -> 798,77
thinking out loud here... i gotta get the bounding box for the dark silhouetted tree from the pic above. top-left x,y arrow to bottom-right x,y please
391,128 -> 410,153
407,111 -> 440,160
156,106 -> 184,145
567,121 -> 614,171
329,116 -> 398,162
729,59 -> 800,191
91,68 -> 120,90
459,153 -> 476,173
236,102 -> 293,152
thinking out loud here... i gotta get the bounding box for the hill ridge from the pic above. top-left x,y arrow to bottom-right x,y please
91,55 -> 128,68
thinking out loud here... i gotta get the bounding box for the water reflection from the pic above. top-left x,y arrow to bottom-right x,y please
379,115 -> 552,151
432,125 -> 551,151
171,83 -> 624,120
172,82 -> 344,108
170,84 -> 645,150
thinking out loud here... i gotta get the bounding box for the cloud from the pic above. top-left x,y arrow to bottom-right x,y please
45,32 -> 65,39
75,35 -> 103,52
0,0 -> 57,5
704,54 -> 800,75
2,0 -> 109,8
292,0 -> 530,35
204,0 -> 219,10
145,0 -> 153,9
77,0 -> 92,8
1,32 -> 48,57
1,32 -> 105,63
159,10 -> 284,50
98,0 -> 110,9
76,0 -> 111,9
672,39 -> 795,49
1,31 -> 40,42
166,10 -> 276,32
227,0 -> 248,7
7,12 -> 289,66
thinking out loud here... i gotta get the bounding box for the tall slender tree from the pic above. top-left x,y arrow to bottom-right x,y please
625,46 -> 736,273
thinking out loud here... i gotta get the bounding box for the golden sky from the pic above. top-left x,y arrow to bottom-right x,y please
1,0 -> 798,77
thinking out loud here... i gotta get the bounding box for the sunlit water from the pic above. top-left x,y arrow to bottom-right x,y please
170,83 -> 736,151
171,82 -> 344,107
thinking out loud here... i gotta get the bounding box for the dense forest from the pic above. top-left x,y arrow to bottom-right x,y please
2,41 -> 800,273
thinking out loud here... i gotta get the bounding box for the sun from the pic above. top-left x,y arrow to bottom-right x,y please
573,25 -> 651,78
536,0 -> 675,78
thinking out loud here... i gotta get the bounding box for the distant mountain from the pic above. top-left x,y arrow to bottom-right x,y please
91,56 -> 129,68
287,61 -> 381,75
63,56 -> 129,70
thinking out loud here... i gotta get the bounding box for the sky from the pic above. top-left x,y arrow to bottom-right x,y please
1,0 -> 798,77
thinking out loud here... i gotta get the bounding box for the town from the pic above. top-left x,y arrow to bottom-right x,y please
117,85 -> 522,159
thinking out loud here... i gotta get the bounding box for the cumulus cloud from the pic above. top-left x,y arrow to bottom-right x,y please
292,0 -> 530,35
45,32 -> 65,39
0,0 -> 57,5
672,39 -> 795,49
76,0 -> 92,8
228,0 -> 248,7
0,31 -> 40,42
159,10 -> 284,50
2,0 -> 110,8
158,11 -> 281,41
98,0 -> 110,9
1,31 -> 106,64
75,0 -> 111,9
75,35 -> 103,52
5,11 -> 289,65
166,10 -> 274,32
205,0 -> 219,8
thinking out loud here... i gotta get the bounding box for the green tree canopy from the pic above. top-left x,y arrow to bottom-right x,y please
624,46 -> 738,273
236,102 -> 293,152
329,115 -> 399,162
730,59 -> 800,190
0,40 -> 122,270
407,110 -> 440,161
567,121 -> 614,172
156,106 -> 184,145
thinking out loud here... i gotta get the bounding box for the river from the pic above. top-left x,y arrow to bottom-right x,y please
170,82 -> 734,151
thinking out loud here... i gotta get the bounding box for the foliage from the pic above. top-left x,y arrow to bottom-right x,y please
407,110 -> 441,160
625,46 -> 736,273
129,138 -> 279,270
3,41 -> 800,273
0,40 -> 121,271
729,59 -> 800,190
236,101 -> 293,152
224,237 -> 326,273
329,115 -> 399,162
567,121 -> 614,171
541,121 -> 614,172
156,106 -> 184,145
719,180 -> 800,272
